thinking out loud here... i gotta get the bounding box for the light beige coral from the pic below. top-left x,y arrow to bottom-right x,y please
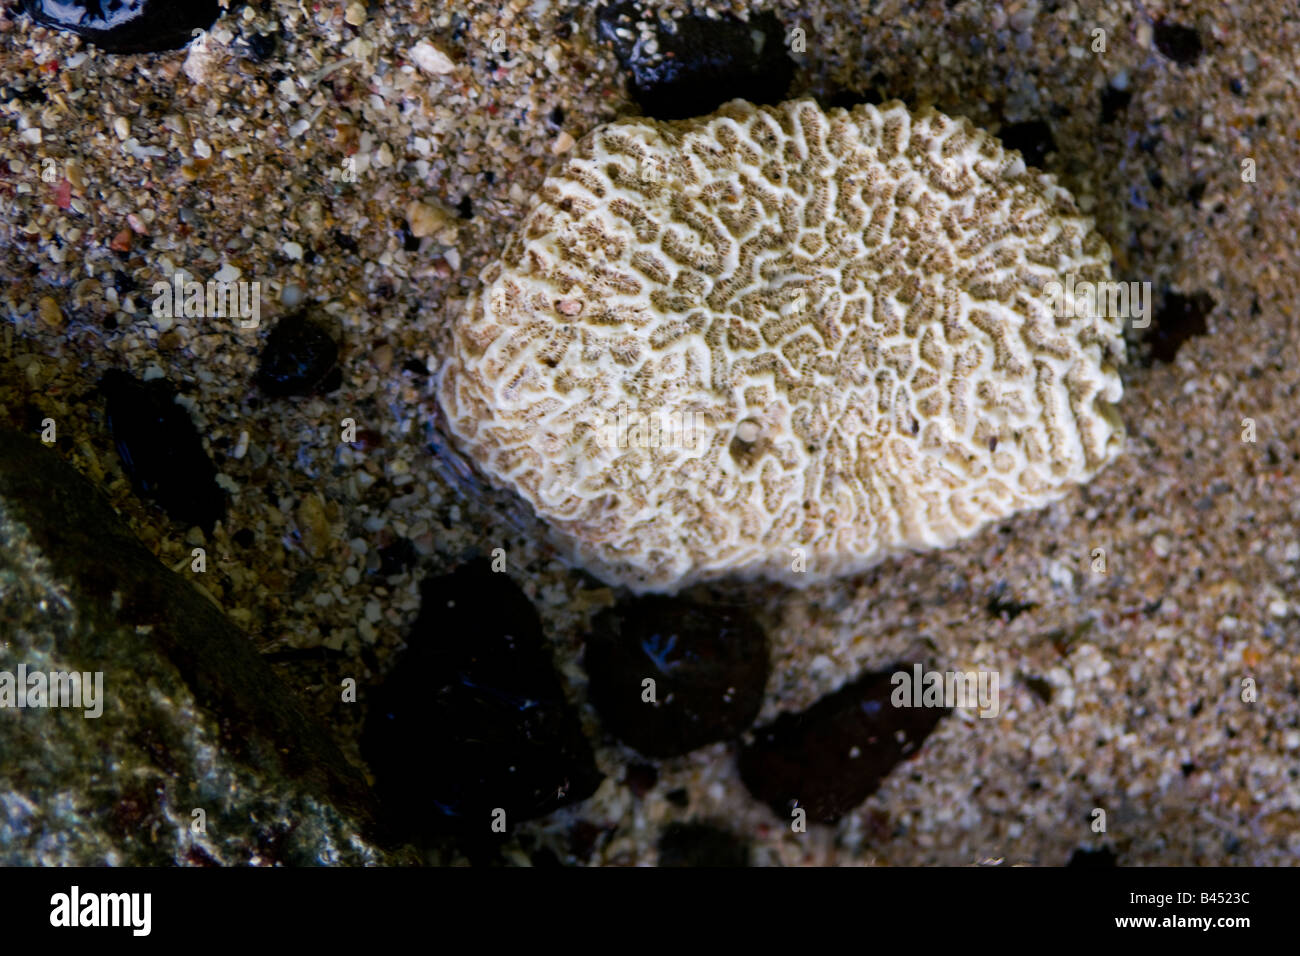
437,98 -> 1126,592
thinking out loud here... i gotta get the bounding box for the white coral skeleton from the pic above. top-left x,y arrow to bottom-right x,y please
438,98 -> 1126,592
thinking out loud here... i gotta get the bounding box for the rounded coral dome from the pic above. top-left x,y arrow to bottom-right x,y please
438,98 -> 1126,592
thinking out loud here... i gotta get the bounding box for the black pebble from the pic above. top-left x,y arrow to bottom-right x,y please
361,560 -> 603,836
254,311 -> 341,397
397,220 -> 420,252
583,596 -> 769,758
595,2 -> 794,120
1143,290 -> 1215,365
245,31 -> 276,62
657,822 -> 750,867
456,196 -> 474,220
997,120 -> 1055,169
1099,85 -> 1132,124
22,0 -> 223,54
1067,845 -> 1118,867
1154,21 -> 1203,66
98,369 -> 226,533
375,537 -> 417,577
332,230 -> 359,253
738,663 -> 949,824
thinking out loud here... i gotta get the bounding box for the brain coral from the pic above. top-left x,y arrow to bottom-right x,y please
437,98 -> 1125,592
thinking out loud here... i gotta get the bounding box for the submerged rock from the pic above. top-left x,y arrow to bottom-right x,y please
0,430 -> 382,865
595,2 -> 793,120
22,0 -> 224,54
738,664 -> 950,824
361,560 -> 602,836
583,596 -> 768,757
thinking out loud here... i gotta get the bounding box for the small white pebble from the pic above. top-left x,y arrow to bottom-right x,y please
551,131 -> 576,155
283,240 -> 304,260
112,117 -> 130,140
281,282 -> 303,307
232,430 -> 250,459
193,138 -> 212,158
410,41 -> 455,75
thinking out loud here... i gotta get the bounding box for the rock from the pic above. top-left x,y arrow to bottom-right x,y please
1143,290 -> 1215,365
595,2 -> 794,120
583,596 -> 769,757
254,311 -> 342,397
738,664 -> 949,824
0,431 -> 383,864
1068,846 -> 1119,866
361,560 -> 602,837
36,295 -> 63,329
657,822 -> 750,867
996,119 -> 1056,169
1154,21 -> 1203,66
98,369 -> 226,533
21,0 -> 225,55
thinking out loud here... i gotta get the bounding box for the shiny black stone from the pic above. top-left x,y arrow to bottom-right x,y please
1154,21 -> 1203,66
738,663 -> 949,824
361,560 -> 603,835
98,369 -> 226,532
254,312 -> 340,397
583,596 -> 768,758
595,2 -> 793,120
22,0 -> 224,54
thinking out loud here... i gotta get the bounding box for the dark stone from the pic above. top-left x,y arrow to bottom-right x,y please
665,787 -> 689,808
22,0 -> 225,54
1154,21 -> 1203,66
987,582 -> 1035,621
1067,845 -> 1118,866
1022,674 -> 1054,704
1099,84 -> 1132,124
361,560 -> 603,836
657,822 -> 750,867
996,119 -> 1055,169
738,664 -> 949,824
623,762 -> 659,798
375,537 -> 417,577
1143,290 -> 1215,365
244,30 -> 276,63
456,196 -> 474,219
254,311 -> 341,397
583,596 -> 769,757
98,369 -> 226,533
332,230 -> 359,253
397,219 -> 420,251
595,2 -> 794,120
0,431 -> 382,864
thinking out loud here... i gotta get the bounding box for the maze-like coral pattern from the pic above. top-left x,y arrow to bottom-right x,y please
438,98 -> 1125,592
